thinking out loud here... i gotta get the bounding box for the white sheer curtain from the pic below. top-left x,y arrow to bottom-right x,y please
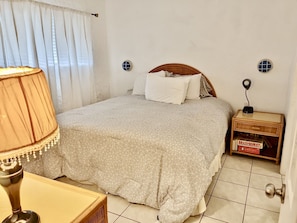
0,0 -> 96,113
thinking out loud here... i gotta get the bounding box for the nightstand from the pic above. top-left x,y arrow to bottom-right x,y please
230,110 -> 285,164
0,172 -> 108,223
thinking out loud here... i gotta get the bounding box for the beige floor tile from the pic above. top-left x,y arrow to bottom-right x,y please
224,155 -> 253,172
107,194 -> 131,215
219,168 -> 250,186
114,216 -> 139,223
184,214 -> 203,223
246,187 -> 280,212
108,212 -> 120,223
244,205 -> 279,223
204,197 -> 245,223
251,159 -> 281,178
212,180 -> 248,204
121,203 -> 159,223
200,216 -> 227,223
249,173 -> 282,190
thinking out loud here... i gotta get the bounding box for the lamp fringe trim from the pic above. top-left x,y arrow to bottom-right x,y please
0,127 -> 60,165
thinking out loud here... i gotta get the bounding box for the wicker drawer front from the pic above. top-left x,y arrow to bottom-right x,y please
234,122 -> 280,136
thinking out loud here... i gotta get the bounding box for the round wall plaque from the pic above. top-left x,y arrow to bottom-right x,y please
258,59 -> 273,73
122,60 -> 132,71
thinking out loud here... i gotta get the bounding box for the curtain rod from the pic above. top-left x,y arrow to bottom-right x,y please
91,13 -> 99,17
25,0 -> 99,18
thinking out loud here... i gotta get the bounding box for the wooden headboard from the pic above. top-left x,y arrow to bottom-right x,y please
149,63 -> 216,97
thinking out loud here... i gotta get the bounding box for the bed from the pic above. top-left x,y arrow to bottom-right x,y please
24,63 -> 233,223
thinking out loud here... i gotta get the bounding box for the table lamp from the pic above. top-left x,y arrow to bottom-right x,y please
242,78 -> 254,114
0,67 -> 59,223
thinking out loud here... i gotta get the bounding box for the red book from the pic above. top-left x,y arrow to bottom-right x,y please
237,145 -> 260,155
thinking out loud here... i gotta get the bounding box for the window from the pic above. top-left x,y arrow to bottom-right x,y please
0,0 -> 96,113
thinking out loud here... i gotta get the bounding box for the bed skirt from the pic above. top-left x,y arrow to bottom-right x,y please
191,139 -> 225,216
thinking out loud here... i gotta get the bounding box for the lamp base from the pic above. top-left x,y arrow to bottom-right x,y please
0,161 -> 40,223
2,210 -> 40,223
243,106 -> 254,114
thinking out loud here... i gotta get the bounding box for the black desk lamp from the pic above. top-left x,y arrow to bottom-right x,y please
242,78 -> 254,114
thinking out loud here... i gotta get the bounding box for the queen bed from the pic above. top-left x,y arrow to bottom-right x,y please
25,63 -> 233,223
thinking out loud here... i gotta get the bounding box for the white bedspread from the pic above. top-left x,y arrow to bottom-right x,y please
26,95 -> 233,223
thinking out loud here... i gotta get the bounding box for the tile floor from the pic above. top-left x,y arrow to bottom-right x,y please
57,154 -> 283,223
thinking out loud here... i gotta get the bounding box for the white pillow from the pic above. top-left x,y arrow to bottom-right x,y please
145,75 -> 189,105
180,74 -> 201,99
132,70 -> 166,95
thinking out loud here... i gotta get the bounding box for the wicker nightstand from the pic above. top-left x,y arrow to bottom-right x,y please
230,110 -> 285,164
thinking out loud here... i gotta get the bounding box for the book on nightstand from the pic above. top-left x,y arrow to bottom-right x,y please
237,145 -> 260,155
232,135 -> 265,153
237,138 -> 263,149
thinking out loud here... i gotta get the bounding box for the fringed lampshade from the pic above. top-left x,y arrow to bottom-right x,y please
0,67 -> 59,223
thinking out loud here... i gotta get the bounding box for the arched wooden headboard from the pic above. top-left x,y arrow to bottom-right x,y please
149,63 -> 216,97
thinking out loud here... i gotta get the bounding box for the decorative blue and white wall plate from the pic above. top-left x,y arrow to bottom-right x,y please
122,60 -> 132,71
258,59 -> 273,73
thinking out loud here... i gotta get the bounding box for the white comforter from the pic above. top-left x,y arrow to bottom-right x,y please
26,95 -> 233,223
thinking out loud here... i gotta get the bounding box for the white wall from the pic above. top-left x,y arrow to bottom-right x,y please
104,0 -> 297,114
